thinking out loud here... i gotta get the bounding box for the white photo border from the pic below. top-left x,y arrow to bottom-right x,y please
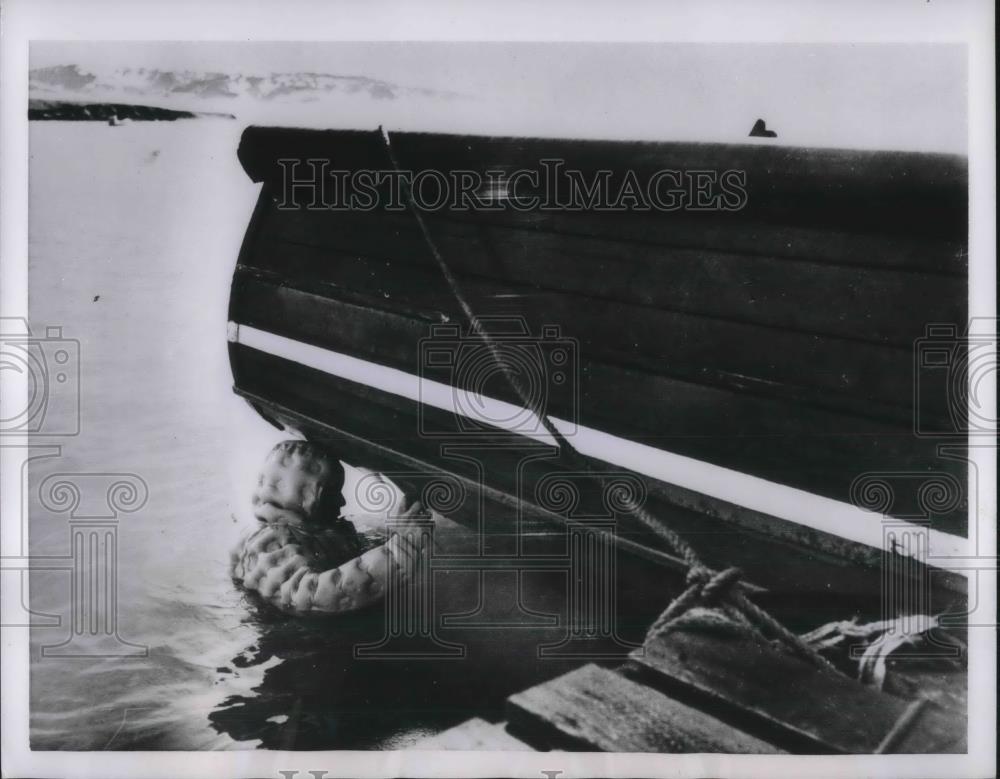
2,1 -> 995,777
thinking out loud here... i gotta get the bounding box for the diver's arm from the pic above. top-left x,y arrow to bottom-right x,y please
232,503 -> 428,615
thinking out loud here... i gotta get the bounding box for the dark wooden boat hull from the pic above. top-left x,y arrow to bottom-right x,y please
226,128 -> 969,727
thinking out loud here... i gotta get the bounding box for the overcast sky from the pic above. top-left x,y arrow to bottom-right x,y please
30,42 -> 967,152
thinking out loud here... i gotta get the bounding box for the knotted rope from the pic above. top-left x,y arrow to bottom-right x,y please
379,128 -> 841,675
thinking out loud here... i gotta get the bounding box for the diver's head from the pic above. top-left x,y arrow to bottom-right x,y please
251,440 -> 346,527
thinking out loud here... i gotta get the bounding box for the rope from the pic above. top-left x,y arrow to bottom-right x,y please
875,698 -> 929,754
378,127 -> 841,675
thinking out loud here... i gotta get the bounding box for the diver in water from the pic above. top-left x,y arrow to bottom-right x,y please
230,440 -> 429,615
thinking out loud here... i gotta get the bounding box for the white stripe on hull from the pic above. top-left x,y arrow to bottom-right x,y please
229,321 -> 969,575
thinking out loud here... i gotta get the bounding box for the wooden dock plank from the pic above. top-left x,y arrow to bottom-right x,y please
506,663 -> 784,753
629,629 -> 966,754
884,665 -> 968,716
413,718 -> 534,751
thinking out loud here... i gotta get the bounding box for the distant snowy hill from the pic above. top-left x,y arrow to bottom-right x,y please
29,64 -> 461,118
27,48 -> 966,151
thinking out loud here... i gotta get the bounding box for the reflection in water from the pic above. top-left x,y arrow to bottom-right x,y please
208,567 -> 565,749
209,602 -> 459,749
209,529 -> 482,750
208,525 -> 665,750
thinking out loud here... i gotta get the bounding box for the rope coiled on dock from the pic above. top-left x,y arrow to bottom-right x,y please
379,127 -> 841,675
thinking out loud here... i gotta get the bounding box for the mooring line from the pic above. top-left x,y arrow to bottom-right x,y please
379,126 -> 841,674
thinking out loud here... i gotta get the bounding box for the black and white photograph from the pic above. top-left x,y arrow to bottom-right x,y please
1,2 -> 995,778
